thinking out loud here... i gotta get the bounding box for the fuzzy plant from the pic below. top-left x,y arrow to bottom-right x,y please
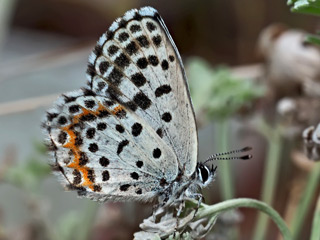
134,198 -> 292,240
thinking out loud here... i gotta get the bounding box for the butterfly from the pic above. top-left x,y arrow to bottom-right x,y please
42,6 -> 251,206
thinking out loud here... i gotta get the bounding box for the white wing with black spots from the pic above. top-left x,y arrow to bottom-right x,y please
42,89 -> 178,201
42,6 -> 199,203
87,7 -> 198,177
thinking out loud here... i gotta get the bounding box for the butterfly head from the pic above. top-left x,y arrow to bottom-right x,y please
196,146 -> 252,188
196,163 -> 217,187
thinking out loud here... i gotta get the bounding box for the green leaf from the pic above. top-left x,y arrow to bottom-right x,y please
288,0 -> 320,16
306,34 -> 320,45
4,158 -> 51,191
187,57 -> 265,121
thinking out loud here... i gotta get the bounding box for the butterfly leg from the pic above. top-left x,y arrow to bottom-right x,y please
189,193 -> 204,217
173,198 -> 185,236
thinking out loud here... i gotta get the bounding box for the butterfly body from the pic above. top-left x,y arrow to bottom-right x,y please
42,6 -> 215,205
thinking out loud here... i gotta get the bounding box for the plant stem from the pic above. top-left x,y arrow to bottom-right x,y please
216,119 -> 234,200
291,163 -> 320,240
195,198 -> 292,240
310,191 -> 320,240
253,122 -> 282,240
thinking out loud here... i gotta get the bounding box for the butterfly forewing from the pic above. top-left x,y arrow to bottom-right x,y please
87,7 -> 198,176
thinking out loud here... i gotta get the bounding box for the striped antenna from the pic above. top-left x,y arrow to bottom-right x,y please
204,147 -> 252,164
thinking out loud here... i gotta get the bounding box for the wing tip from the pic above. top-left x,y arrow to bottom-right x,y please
138,6 -> 158,17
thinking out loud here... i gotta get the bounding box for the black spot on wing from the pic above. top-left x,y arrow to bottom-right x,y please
162,112 -> 172,122
124,101 -> 138,112
47,112 -> 58,122
69,105 -> 80,113
130,172 -> 139,180
108,68 -> 123,86
93,45 -> 103,56
108,45 -> 119,56
148,55 -> 159,66
137,57 -> 148,69
120,184 -> 130,191
93,185 -> 102,192
87,170 -> 95,183
114,53 -> 130,69
131,123 -> 142,136
97,122 -> 107,131
136,36 -> 149,48
133,12 -> 143,21
156,128 -> 163,138
88,143 -> 99,153
125,42 -> 138,55
155,85 -> 172,97
58,116 -> 67,125
118,32 -> 129,42
79,152 -> 89,166
98,110 -> 110,119
58,131 -> 67,144
104,100 -> 115,107
82,88 -> 96,97
131,73 -> 147,87
106,30 -> 114,40
133,92 -> 151,110
161,60 -> 169,70
86,128 -> 95,139
146,21 -> 157,32
152,35 -> 162,47
116,124 -> 125,133
117,140 -> 129,155
74,132 -> 83,146
72,169 -> 82,185
102,170 -> 110,181
136,160 -> 143,168
118,18 -> 127,28
97,81 -> 106,91
99,61 -> 110,75
160,178 -> 168,187
84,100 -> 95,109
130,24 -> 142,33
153,148 -> 161,159
80,114 -> 96,122
115,108 -> 127,119
87,63 -> 96,78
63,95 -> 77,103
99,156 -> 110,167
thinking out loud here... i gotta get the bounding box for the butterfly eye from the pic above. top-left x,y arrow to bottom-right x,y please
200,165 -> 209,184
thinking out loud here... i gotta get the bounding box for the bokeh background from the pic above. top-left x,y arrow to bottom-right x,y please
1,0 -> 320,240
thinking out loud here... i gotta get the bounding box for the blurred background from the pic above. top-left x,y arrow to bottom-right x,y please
1,0 -> 320,239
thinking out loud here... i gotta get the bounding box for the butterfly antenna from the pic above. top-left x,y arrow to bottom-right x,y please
204,146 -> 252,164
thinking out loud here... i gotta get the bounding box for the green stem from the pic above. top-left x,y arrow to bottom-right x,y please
310,191 -> 320,240
253,122 -> 282,240
195,198 -> 292,240
291,163 -> 320,240
216,119 -> 234,200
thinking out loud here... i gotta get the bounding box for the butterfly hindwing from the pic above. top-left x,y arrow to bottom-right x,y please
87,7 -> 198,177
42,89 -> 178,201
